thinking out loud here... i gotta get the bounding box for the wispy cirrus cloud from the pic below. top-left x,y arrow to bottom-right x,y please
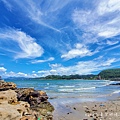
1,0 -> 60,32
31,57 -> 54,64
105,44 -> 120,51
40,0 -> 72,13
106,40 -> 119,45
0,28 -> 44,59
72,0 -> 120,39
97,0 -> 120,15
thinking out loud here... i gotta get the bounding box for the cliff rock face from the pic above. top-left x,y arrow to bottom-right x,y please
0,80 -> 54,120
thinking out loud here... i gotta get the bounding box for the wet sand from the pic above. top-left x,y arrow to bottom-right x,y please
52,97 -> 120,120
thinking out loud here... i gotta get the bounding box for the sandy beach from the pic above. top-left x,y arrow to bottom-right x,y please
52,97 -> 120,120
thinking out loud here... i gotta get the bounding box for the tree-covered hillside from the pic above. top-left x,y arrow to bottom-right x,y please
98,68 -> 120,80
28,68 -> 120,80
40,74 -> 98,80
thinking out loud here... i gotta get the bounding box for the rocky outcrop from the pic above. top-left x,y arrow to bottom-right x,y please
15,88 -> 54,119
0,80 -> 16,91
0,80 -> 54,120
110,83 -> 120,85
15,88 -> 48,106
0,90 -> 31,120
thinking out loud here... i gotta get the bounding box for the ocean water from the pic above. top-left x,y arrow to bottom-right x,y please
5,78 -> 120,102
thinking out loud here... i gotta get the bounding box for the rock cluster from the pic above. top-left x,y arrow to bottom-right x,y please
0,80 -> 54,120
0,80 -> 16,91
110,83 -> 120,85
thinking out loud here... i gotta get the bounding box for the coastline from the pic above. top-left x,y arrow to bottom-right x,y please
3,78 -> 120,119
50,93 -> 120,120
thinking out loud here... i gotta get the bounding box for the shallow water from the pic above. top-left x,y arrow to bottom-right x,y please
5,78 -> 120,101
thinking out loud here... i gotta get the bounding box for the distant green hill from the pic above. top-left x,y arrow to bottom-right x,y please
5,68 -> 120,80
40,68 -> 120,80
98,68 -> 120,80
40,74 -> 98,80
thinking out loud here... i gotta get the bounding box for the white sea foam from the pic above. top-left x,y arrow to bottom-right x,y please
58,86 -> 96,92
112,90 -> 120,94
58,89 -> 74,92
75,87 -> 96,91
47,83 -> 50,85
96,81 -> 112,88
44,87 -> 49,89
59,85 -> 75,88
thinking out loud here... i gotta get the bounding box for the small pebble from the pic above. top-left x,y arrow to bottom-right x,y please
73,107 -> 76,110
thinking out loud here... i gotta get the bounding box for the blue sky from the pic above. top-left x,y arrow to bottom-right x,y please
0,0 -> 120,78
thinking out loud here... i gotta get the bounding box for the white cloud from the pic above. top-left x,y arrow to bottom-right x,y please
49,63 -> 62,69
38,57 -> 117,76
98,29 -> 120,38
105,44 -> 120,51
24,1 -> 61,32
72,10 -> 92,27
0,28 -> 44,59
61,43 -> 94,60
2,71 -> 38,78
50,69 -> 57,74
31,57 -> 54,64
101,58 -> 116,66
32,71 -> 35,73
106,40 -> 119,45
98,0 -> 120,15
31,74 -> 38,78
42,0 -> 71,13
72,0 -> 120,39
46,58 -> 117,75
3,71 -> 27,78
0,67 -> 7,72
2,57 -> 116,78
17,72 -> 27,77
37,70 -> 51,77
2,0 -> 60,32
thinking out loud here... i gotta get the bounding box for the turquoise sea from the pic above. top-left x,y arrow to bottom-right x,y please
5,78 -> 120,104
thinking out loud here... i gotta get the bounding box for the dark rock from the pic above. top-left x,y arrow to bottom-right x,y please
110,83 -> 120,85
15,88 -> 54,120
73,107 -> 76,110
92,109 -> 97,112
85,110 -> 90,113
15,88 -> 49,107
15,88 -> 34,101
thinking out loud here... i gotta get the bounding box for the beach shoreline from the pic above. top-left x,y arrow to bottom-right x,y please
4,78 -> 120,120
51,94 -> 120,120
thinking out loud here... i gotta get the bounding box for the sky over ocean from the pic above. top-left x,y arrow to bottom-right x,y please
0,0 -> 120,78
